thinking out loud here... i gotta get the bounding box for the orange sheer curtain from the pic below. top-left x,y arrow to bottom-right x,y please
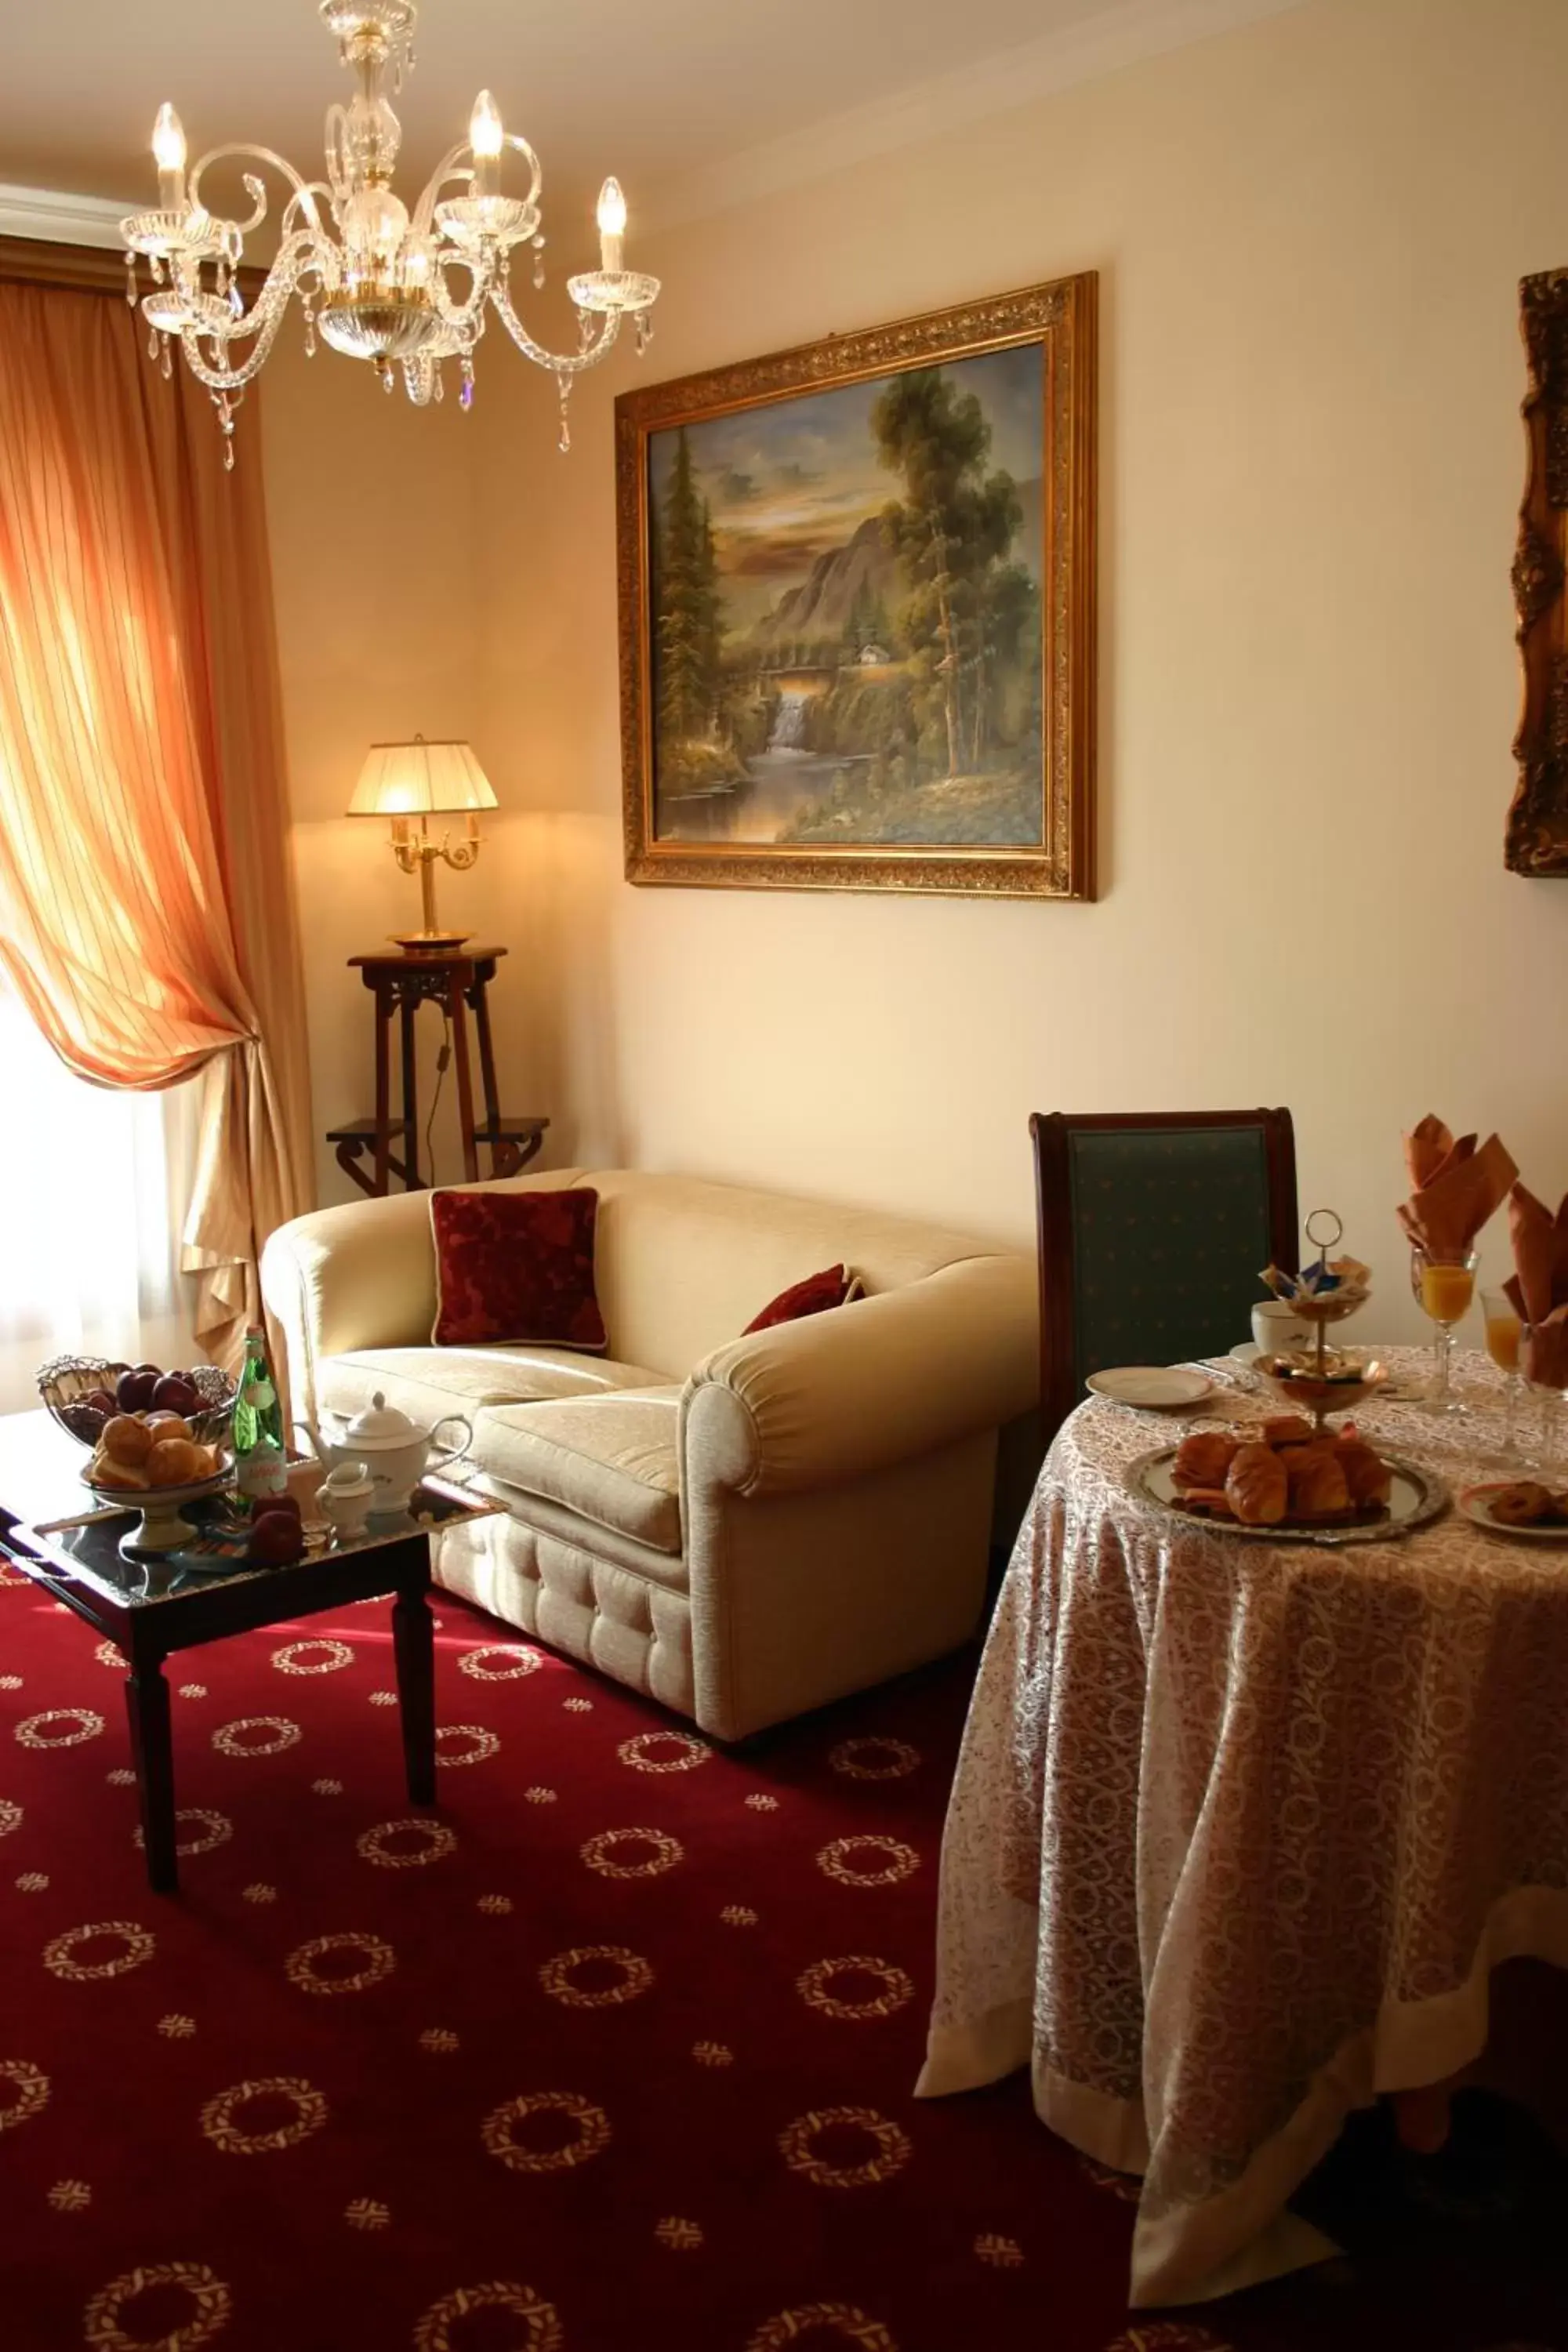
0,276 -> 313,1367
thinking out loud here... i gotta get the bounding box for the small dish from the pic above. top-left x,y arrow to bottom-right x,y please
1087,1367 -> 1213,1410
1230,1343 -> 1262,1370
1457,1483 -> 1568,1544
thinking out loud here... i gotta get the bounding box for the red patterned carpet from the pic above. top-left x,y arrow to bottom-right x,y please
0,1565 -> 1563,2352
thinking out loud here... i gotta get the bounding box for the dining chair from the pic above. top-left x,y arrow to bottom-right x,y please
1030,1107 -> 1299,1443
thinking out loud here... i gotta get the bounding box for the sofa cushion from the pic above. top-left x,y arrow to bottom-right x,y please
317,1345 -> 666,1437
430,1185 -> 607,1351
474,1389 -> 683,1555
744,1263 -> 865,1334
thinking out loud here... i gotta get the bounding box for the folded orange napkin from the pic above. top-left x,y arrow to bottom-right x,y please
1504,1183 -> 1568,1388
1397,1115 -> 1517,1262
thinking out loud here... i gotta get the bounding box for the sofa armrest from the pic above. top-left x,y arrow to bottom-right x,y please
260,1189 -> 440,1425
681,1254 -> 1038,1500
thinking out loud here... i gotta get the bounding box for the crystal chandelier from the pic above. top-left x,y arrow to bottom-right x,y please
119,0 -> 659,466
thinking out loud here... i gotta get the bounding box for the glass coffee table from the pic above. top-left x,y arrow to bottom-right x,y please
0,1410 -> 498,1893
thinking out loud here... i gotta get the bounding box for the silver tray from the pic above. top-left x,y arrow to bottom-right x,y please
1125,1446 -> 1450,1546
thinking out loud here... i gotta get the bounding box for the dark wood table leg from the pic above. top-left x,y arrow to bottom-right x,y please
373,980 -> 394,1196
124,1653 -> 178,1894
448,974 -> 480,1182
391,1566 -> 437,1805
400,996 -> 421,1189
470,971 -> 506,1175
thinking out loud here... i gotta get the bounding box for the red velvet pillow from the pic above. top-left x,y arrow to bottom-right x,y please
430,1186 -> 607,1352
743,1264 -> 864,1335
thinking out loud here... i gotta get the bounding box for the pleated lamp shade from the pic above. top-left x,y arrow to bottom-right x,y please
347,737 -> 498,818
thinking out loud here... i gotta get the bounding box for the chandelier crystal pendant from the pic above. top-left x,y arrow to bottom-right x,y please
120,0 -> 659,466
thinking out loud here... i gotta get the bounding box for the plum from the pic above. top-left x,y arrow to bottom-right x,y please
115,1368 -> 158,1414
151,1374 -> 199,1417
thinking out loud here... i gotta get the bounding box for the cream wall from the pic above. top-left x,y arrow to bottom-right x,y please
269,0 -> 1568,1343
262,341 -> 559,1201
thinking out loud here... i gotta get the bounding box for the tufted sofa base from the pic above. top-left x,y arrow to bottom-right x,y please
432,1501 -> 696,1720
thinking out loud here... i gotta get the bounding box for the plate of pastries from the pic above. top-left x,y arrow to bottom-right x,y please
1127,1415 -> 1447,1545
1458,1480 -> 1568,1541
83,1410 -> 229,1503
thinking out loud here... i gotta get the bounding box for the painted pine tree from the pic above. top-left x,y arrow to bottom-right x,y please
655,428 -> 722,748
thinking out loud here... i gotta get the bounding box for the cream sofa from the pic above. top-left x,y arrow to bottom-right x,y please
260,1169 -> 1037,1740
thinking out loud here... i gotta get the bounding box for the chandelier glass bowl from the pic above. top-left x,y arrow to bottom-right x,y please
120,0 -> 659,463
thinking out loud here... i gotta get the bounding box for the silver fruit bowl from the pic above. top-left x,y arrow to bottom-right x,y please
38,1354 -> 236,1451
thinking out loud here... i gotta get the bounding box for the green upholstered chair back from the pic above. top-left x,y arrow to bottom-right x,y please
1031,1110 -> 1298,1440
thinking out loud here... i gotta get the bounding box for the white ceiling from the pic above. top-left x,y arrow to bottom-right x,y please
1,0 -> 1301,245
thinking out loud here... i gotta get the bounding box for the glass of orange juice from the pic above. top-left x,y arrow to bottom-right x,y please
1480,1286 -> 1526,1461
1409,1244 -> 1478,1414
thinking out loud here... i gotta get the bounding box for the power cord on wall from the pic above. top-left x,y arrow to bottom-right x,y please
424,1011 -> 452,1184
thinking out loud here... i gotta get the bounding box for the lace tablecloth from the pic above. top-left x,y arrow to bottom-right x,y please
917,1348 -> 1568,2306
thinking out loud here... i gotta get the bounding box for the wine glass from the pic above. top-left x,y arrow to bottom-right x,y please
1521,1325 -> 1567,1479
1409,1244 -> 1478,1414
1479,1287 -> 1526,1464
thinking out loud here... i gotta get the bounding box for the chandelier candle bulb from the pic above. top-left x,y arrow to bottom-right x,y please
470,90 -> 503,201
151,104 -> 186,208
597,177 -> 626,273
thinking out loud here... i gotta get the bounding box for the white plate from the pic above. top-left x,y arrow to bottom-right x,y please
1230,1343 -> 1262,1370
1457,1483 -> 1568,1543
1087,1366 -> 1213,1410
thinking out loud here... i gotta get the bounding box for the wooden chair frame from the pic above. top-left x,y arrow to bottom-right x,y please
1030,1107 -> 1299,1443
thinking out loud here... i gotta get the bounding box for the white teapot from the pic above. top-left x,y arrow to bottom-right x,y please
299,1392 -> 472,1513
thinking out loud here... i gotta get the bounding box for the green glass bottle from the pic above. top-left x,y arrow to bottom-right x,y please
232,1324 -> 287,1506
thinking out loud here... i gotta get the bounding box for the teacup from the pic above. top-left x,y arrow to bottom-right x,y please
1252,1299 -> 1312,1356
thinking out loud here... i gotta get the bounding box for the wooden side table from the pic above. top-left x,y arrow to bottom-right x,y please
327,946 -> 547,1198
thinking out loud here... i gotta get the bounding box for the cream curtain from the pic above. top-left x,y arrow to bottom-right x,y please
0,278 -> 313,1367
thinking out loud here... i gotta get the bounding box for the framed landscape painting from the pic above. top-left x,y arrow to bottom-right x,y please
615,273 -> 1097,898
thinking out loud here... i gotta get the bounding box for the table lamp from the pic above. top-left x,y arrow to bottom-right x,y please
347,735 -> 499,949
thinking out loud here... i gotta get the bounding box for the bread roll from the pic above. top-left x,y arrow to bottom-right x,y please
145,1436 -> 202,1489
102,1414 -> 153,1467
90,1451 -> 147,1491
1172,1431 -> 1241,1493
1490,1481 -> 1552,1526
143,1412 -> 192,1443
1225,1443 -> 1288,1526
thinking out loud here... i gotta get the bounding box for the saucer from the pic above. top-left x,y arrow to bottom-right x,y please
1087,1367 -> 1214,1410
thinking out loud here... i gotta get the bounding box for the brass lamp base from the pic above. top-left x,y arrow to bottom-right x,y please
390,927 -> 472,952
387,816 -> 482,950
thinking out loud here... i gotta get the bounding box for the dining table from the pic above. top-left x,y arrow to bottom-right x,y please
916,1345 -> 1568,2307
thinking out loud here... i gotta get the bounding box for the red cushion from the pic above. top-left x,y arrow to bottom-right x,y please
430,1186 -> 607,1352
743,1264 -> 862,1335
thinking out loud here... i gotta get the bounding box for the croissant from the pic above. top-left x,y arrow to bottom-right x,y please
1172,1431 -> 1241,1493
1181,1487 -> 1234,1516
1290,1453 -> 1351,1520
1334,1439 -> 1392,1510
1225,1443 -> 1288,1526
1280,1442 -> 1331,1501
1262,1415 -> 1316,1449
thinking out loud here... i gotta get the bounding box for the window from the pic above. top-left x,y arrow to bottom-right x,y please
0,978 -> 198,1408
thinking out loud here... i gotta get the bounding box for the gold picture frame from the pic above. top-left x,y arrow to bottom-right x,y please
615,273 -> 1097,898
1509,266 -> 1568,875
